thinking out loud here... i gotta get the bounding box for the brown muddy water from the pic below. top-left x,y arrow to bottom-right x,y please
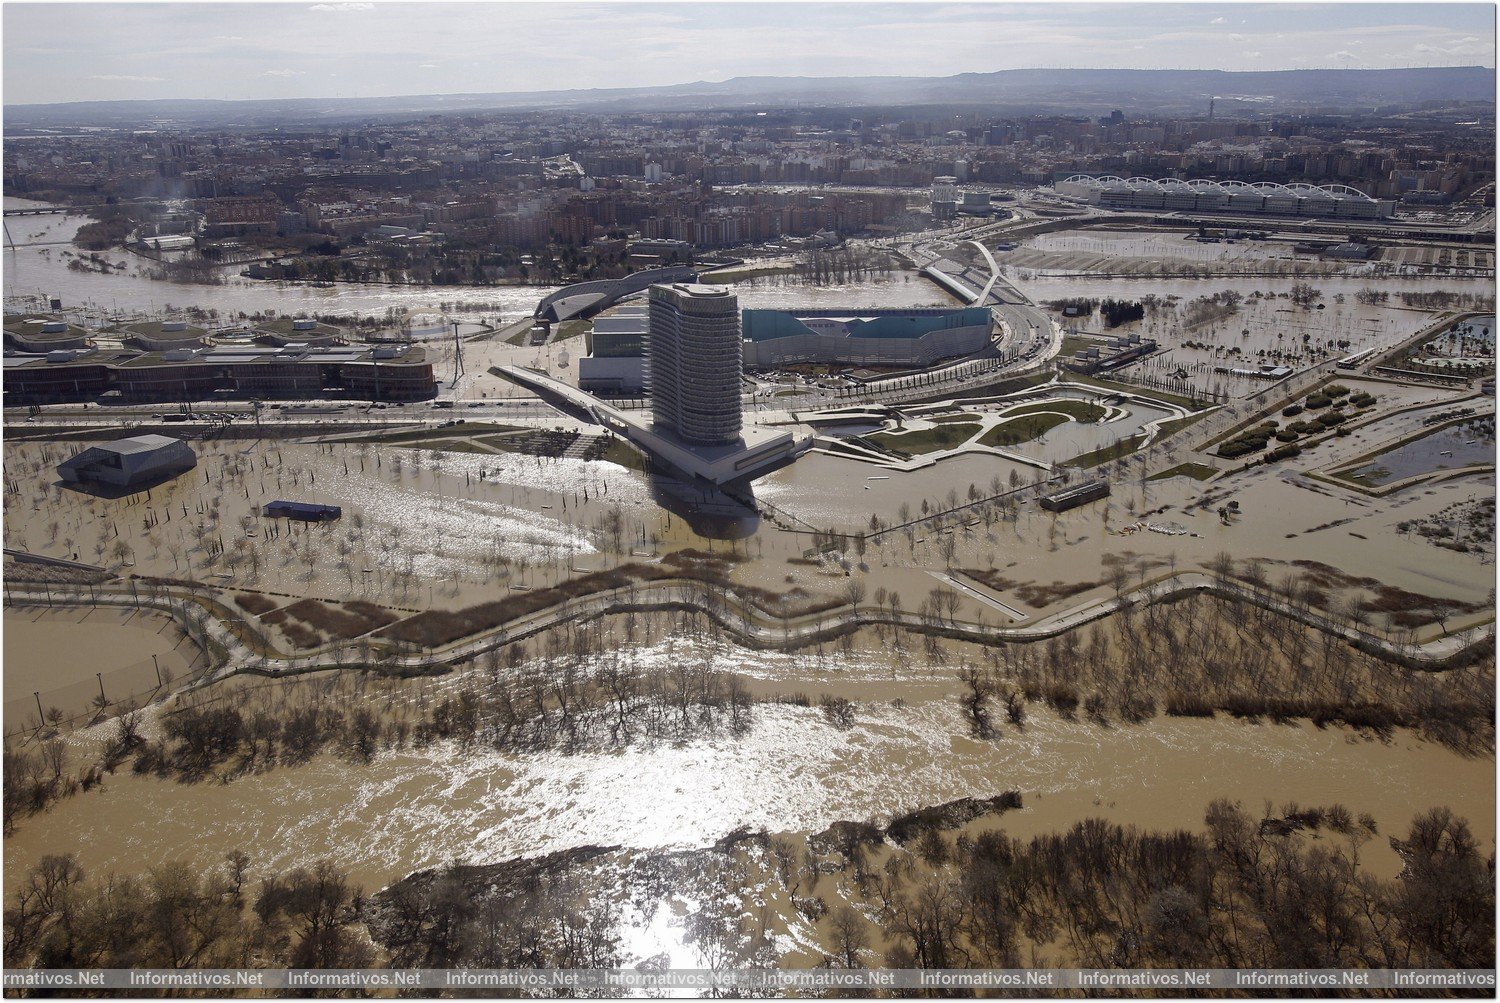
3,607 -> 201,724
6,659 -> 1491,896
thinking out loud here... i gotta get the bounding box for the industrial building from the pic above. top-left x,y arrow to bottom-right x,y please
1040,479 -> 1110,512
57,434 -> 197,489
2,342 -> 435,404
1054,176 -> 1397,219
741,307 -> 992,370
647,283 -> 744,446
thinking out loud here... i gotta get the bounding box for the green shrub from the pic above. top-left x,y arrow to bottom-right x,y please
1282,404 -> 1304,417
1267,443 -> 1302,461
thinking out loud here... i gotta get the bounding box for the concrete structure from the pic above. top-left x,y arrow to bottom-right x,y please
960,191 -> 993,215
647,283 -> 744,446
500,365 -> 801,486
58,434 -> 196,488
3,343 -> 434,404
1054,176 -> 1397,219
4,314 -> 90,352
534,265 -> 696,323
742,307 -> 991,370
578,304 -> 648,393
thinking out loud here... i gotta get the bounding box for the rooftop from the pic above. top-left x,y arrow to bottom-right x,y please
3,343 -> 428,370
97,434 -> 185,455
116,320 -> 207,340
3,314 -> 88,342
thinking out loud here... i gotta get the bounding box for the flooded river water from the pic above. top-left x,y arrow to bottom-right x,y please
6,198 -> 950,321
4,652 -> 1492,893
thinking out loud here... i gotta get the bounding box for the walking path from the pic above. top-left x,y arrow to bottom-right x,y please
4,567 -> 1490,713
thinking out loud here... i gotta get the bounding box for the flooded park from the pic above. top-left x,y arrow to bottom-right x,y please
4,192 -> 1495,973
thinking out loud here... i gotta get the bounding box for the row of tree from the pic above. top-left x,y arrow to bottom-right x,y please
11,800 -> 1487,976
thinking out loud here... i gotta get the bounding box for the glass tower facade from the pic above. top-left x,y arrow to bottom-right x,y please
646,283 -> 743,446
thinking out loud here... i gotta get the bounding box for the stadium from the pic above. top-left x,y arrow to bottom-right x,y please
1054,175 -> 1397,219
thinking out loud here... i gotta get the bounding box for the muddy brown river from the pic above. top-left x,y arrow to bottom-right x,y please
6,677 -> 1491,894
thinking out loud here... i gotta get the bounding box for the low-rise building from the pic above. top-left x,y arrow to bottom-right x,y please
4,314 -> 90,352
254,318 -> 347,347
58,434 -> 197,488
117,320 -> 207,351
3,343 -> 434,404
1040,480 -> 1110,511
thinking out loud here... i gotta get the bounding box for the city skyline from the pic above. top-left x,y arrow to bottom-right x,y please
3,2 -> 1494,106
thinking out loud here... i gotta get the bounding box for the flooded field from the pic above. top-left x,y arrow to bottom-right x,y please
1407,314 -> 1497,371
1009,270 -> 1495,307
5,661 -> 1491,894
2,437 -> 667,609
752,449 -> 1041,527
2,606 -> 201,723
1010,230 -> 1302,272
1343,418 -> 1497,486
7,392 -> 1493,637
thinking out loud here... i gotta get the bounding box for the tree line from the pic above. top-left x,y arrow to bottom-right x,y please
8,800 -> 1488,980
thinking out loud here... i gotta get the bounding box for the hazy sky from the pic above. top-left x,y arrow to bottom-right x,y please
3,2 -> 1494,105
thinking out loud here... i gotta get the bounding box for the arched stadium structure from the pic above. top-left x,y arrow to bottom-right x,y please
1054,175 -> 1396,219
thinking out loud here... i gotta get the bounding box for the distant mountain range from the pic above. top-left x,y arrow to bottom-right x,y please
6,66 -> 1494,129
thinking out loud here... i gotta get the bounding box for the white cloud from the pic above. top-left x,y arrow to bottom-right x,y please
89,74 -> 164,82
4,3 -> 1493,105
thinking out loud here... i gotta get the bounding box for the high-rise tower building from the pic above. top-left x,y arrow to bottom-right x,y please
647,283 -> 743,446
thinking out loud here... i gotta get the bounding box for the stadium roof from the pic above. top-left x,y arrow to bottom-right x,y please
1060,175 -> 1378,202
